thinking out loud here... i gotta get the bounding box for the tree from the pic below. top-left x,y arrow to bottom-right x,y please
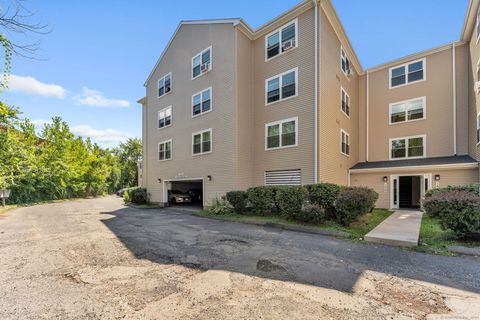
116,138 -> 142,188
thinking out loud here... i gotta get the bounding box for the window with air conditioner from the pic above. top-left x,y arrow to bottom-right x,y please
158,106 -> 172,129
192,47 -> 211,80
390,135 -> 425,159
265,68 -> 297,105
389,97 -> 425,124
192,129 -> 212,155
192,87 -> 211,117
341,87 -> 350,117
390,58 -> 425,88
158,140 -> 172,161
340,129 -> 350,156
265,117 -> 298,150
265,19 -> 297,61
158,73 -> 172,98
477,113 -> 480,145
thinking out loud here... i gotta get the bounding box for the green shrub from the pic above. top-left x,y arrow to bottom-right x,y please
124,187 -> 148,204
207,197 -> 232,215
226,191 -> 248,212
275,186 -> 309,218
296,204 -> 326,224
246,186 -> 275,214
423,190 -> 480,237
425,183 -> 480,198
306,183 -> 341,215
334,187 -> 379,226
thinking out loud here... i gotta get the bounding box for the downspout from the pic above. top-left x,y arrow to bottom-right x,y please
313,0 -> 319,183
452,42 -> 457,155
366,70 -> 369,162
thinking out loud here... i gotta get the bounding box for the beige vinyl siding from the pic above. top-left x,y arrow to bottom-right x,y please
366,48 -> 458,162
144,23 -> 237,205
468,22 -> 480,161
252,8 -> 315,186
318,7 -> 359,185
455,44 -> 469,155
234,29 -> 255,190
351,167 -> 479,209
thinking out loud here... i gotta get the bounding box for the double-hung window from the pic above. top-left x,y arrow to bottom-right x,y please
192,47 -> 211,80
266,68 -> 297,105
389,97 -> 425,124
477,113 -> 480,144
192,87 -> 211,117
158,106 -> 172,129
265,117 -> 298,150
192,129 -> 212,155
265,19 -> 297,60
390,135 -> 425,159
158,140 -> 172,161
158,73 -> 172,97
341,87 -> 350,117
340,129 -> 350,156
340,48 -> 351,75
390,58 -> 425,88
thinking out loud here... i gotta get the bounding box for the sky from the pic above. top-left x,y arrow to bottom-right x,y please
2,0 -> 469,147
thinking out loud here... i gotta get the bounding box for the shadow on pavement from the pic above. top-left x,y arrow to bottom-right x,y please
100,206 -> 480,294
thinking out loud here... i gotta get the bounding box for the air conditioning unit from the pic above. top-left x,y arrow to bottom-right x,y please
165,86 -> 171,93
201,62 -> 210,73
346,68 -> 353,77
282,39 -> 296,51
475,81 -> 480,94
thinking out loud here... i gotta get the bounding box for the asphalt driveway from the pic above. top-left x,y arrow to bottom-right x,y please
0,196 -> 479,319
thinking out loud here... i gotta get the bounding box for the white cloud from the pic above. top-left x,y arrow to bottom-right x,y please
8,75 -> 67,98
73,87 -> 130,108
31,119 -> 52,129
70,125 -> 132,144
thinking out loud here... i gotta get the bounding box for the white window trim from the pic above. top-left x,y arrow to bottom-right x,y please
191,87 -> 212,118
477,12 -> 480,44
192,128 -> 213,156
157,72 -> 172,98
158,139 -> 172,162
340,129 -> 350,157
389,58 -> 426,89
340,87 -> 350,118
158,105 -> 172,130
388,96 -> 426,125
340,46 -> 351,79
265,116 -> 299,151
477,112 -> 480,146
264,18 -> 298,62
265,67 -> 298,106
191,46 -> 212,81
389,134 -> 426,160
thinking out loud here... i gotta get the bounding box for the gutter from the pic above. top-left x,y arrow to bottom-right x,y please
313,0 -> 318,183
349,162 -> 479,174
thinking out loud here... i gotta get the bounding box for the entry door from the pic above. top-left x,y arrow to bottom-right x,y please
421,174 -> 432,199
391,176 -> 400,209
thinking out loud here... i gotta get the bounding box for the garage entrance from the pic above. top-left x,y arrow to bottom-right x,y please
163,178 -> 204,209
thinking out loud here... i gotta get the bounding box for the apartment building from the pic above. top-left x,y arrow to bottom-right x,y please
139,0 -> 480,209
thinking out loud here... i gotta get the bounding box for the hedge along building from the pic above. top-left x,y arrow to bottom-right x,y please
139,0 -> 480,209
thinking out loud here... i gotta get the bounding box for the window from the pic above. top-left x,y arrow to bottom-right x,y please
477,11 -> 480,42
158,106 -> 172,129
340,129 -> 350,156
192,47 -> 211,80
265,117 -> 298,150
265,19 -> 297,60
192,129 -> 212,155
389,97 -> 425,124
192,87 -> 211,117
390,58 -> 425,88
341,48 -> 351,75
341,87 -> 350,117
158,140 -> 172,161
390,135 -> 425,159
265,68 -> 297,105
158,73 -> 172,97
477,113 -> 480,144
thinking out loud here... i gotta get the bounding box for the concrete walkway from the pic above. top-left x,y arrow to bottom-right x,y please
364,210 -> 423,247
